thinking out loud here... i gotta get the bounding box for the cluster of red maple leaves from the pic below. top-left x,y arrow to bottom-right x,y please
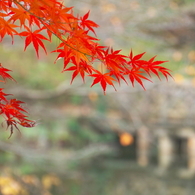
0,63 -> 35,138
0,0 -> 171,137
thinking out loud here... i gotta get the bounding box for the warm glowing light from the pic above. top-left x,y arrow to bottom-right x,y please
119,132 -> 134,146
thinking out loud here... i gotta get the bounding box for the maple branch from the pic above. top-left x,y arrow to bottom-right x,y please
0,0 -> 172,138
13,0 -> 93,58
0,140 -> 114,166
6,80 -> 84,100
7,80 -> 164,101
11,0 -> 171,93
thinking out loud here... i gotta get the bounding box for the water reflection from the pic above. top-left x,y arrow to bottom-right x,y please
59,159 -> 195,195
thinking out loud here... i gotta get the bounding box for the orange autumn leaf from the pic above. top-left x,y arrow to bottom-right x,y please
0,16 -> 18,42
8,4 -> 30,27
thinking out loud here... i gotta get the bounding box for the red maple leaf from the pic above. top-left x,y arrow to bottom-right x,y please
80,11 -> 99,35
90,71 -> 116,94
0,98 -> 35,138
0,63 -> 15,82
19,27 -> 50,57
0,88 -> 10,102
9,5 -> 30,27
128,50 -> 146,68
64,59 -> 95,83
0,15 -> 18,42
145,56 -> 170,79
127,69 -> 151,89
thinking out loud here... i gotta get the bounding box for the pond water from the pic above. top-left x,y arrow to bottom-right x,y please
45,159 -> 195,195
0,150 -> 195,195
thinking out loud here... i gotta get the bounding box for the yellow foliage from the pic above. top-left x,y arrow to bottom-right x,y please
22,175 -> 39,185
42,175 -> 61,190
101,3 -> 116,12
0,176 -> 28,195
188,50 -> 195,62
173,73 -> 184,84
0,174 -> 61,195
185,66 -> 195,76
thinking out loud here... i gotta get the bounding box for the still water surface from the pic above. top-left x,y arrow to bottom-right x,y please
51,159 -> 195,195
